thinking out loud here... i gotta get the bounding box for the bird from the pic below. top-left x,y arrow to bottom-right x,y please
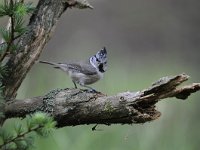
39,47 -> 107,92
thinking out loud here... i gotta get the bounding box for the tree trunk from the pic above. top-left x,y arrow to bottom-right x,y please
2,0 -> 92,99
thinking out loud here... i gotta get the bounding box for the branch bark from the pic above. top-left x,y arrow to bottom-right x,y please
5,73 -> 200,127
2,0 -> 92,100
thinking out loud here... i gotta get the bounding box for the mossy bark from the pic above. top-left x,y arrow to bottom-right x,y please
5,74 -> 200,127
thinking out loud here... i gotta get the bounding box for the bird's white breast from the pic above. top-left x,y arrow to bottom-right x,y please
68,70 -> 103,85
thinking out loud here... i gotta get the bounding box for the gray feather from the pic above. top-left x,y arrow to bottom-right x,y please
39,60 -> 97,75
61,61 -> 97,75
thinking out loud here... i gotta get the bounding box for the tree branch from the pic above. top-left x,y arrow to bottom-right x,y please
2,0 -> 92,100
5,73 -> 200,128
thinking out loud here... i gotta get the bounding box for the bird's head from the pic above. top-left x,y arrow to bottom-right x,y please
90,47 -> 108,72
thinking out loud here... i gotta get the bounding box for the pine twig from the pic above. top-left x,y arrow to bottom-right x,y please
0,125 -> 41,149
0,0 -> 24,62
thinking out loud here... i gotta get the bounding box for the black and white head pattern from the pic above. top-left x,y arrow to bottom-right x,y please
90,47 -> 108,73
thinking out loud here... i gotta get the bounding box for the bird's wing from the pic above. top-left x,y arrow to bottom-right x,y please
66,62 -> 97,75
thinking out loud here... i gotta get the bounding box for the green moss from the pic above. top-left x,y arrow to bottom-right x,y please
104,101 -> 114,114
43,88 -> 63,99
39,88 -> 64,114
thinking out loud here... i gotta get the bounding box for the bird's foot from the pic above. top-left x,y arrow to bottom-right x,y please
82,88 -> 102,94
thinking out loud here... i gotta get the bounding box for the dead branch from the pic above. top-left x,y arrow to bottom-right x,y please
5,73 -> 200,127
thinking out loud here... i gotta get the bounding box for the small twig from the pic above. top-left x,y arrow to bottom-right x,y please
0,33 -> 25,48
0,0 -> 15,62
0,0 -> 24,62
0,19 -> 11,44
92,124 -> 98,131
0,125 -> 41,149
10,0 -> 15,43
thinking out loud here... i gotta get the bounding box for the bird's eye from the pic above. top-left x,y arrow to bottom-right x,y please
96,58 -> 100,62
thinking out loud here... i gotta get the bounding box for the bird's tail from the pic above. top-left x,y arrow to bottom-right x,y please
39,60 -> 60,69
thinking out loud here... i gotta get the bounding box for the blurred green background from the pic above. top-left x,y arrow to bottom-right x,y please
1,0 -> 200,149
